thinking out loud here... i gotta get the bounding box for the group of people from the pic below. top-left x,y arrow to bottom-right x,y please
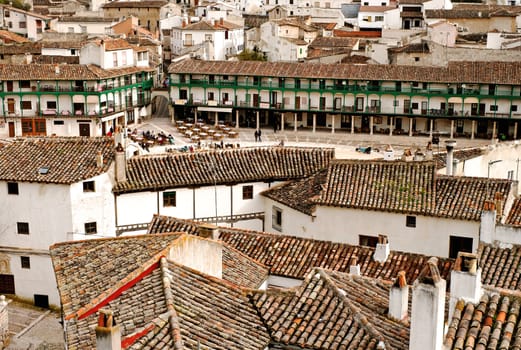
254,129 -> 262,142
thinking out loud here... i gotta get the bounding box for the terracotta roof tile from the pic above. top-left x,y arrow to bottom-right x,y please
427,4 -> 521,18
478,242 -> 521,290
102,0 -> 167,8
506,198 -> 521,226
314,160 -> 513,221
309,36 -> 358,48
432,148 -> 485,169
147,215 -> 455,283
0,42 -> 41,54
168,59 -> 521,85
113,146 -> 334,194
445,290 -> 521,350
0,137 -> 114,184
0,30 -> 31,43
250,268 -> 409,349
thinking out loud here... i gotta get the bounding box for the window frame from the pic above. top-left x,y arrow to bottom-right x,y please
20,256 -> 30,269
83,180 -> 95,192
406,215 -> 416,228
17,222 -> 30,235
242,185 -> 253,200
85,222 -> 97,234
7,182 -> 19,195
272,206 -> 282,231
359,235 -> 378,248
163,191 -> 176,207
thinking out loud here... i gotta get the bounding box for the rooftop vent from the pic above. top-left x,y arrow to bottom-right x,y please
38,166 -> 49,175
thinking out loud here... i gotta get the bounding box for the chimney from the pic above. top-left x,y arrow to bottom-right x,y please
448,252 -> 481,322
96,309 -> 121,350
480,200 -> 496,244
115,143 -> 126,182
219,17 -> 224,25
198,223 -> 219,240
182,19 -> 186,27
413,148 -> 424,162
445,139 -> 456,176
96,150 -> 104,168
384,145 -> 395,161
373,234 -> 390,263
409,257 -> 445,350
349,256 -> 360,276
389,271 -> 408,321
494,192 -> 504,218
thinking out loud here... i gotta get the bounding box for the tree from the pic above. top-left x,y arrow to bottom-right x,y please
237,48 -> 266,61
0,0 -> 31,10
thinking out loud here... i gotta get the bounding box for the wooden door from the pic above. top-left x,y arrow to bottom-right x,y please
6,81 -> 13,92
79,123 -> 90,136
0,274 -> 15,294
7,98 -> 15,113
8,122 -> 14,137
295,96 -> 301,109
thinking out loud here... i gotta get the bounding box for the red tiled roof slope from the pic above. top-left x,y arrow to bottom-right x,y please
506,198 -> 521,226
168,59 -> 521,85
250,268 -> 409,349
445,291 -> 521,350
0,137 -> 114,184
478,242 -> 521,290
223,245 -> 269,288
147,215 -> 455,283
113,147 -> 334,194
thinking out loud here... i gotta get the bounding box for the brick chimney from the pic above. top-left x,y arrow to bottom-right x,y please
115,143 -> 126,183
480,200 -> 496,244
445,140 -> 456,176
388,271 -> 408,321
373,234 -> 389,263
409,257 -> 446,350
349,256 -> 360,276
448,252 -> 481,322
198,223 -> 219,240
96,309 -> 121,350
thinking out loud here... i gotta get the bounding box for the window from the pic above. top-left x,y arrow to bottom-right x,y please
122,51 -> 127,66
411,102 -> 419,110
163,191 -> 176,207
4,10 -> 9,17
295,79 -> 301,89
394,100 -> 399,107
375,16 -> 384,21
83,181 -> 95,192
449,236 -> 473,259
112,52 -> 118,67
17,222 -> 29,235
359,235 -> 378,248
508,170 -> 514,180
20,80 -> 30,88
21,101 -> 32,110
205,34 -> 212,42
54,120 -> 64,125
512,105 -> 518,112
242,185 -> 253,200
414,57 -> 420,62
7,182 -> 19,195
272,206 -> 282,231
19,21 -> 26,28
20,256 -> 30,269
46,101 -> 57,109
406,215 -> 416,227
85,222 -> 97,234
490,105 -> 498,111
208,92 -> 214,101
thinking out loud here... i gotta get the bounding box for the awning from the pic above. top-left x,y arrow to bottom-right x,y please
448,97 -> 462,103
464,97 -> 479,104
72,95 -> 84,103
198,106 -> 233,113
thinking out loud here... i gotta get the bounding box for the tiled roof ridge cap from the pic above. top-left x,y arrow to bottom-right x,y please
67,247 -> 171,320
316,268 -> 390,347
482,285 -> 521,299
50,232 -> 180,249
160,257 -> 184,349
437,174 -> 513,183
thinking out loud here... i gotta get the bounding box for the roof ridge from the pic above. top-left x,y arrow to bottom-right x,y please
316,268 -> 389,348
160,257 -> 184,350
50,232 -> 180,249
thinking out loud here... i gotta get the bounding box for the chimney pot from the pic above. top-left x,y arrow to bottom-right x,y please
445,139 -> 456,176
96,151 -> 104,168
349,256 -> 360,276
373,234 -> 390,263
96,309 -> 121,350
198,223 -> 219,240
384,145 -> 394,161
389,271 -> 408,321
448,252 -> 482,322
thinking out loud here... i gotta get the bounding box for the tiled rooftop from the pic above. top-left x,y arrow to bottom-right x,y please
314,160 -> 513,221
249,268 -> 409,349
102,0 -> 167,8
0,42 -> 41,54
147,215 -> 455,283
168,59 -> 521,85
445,290 -> 521,350
0,30 -> 31,43
427,4 -> 521,18
432,148 -> 485,169
112,146 -> 334,194
0,137 -> 114,184
506,198 -> 521,226
478,242 -> 521,290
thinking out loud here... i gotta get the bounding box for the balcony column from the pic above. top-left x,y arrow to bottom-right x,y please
492,121 -> 497,140
430,120 -> 434,138
281,113 -> 285,132
312,113 -> 316,133
171,106 -> 175,124
471,120 -> 475,140
514,122 -> 518,139
351,116 -> 354,134
409,118 -> 413,137
215,112 -> 219,127
369,116 -> 373,135
194,109 -> 198,122
389,117 -> 393,136
256,111 -> 260,130
450,119 -> 454,139
331,114 -> 335,134
235,110 -> 239,129
294,113 -> 297,132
